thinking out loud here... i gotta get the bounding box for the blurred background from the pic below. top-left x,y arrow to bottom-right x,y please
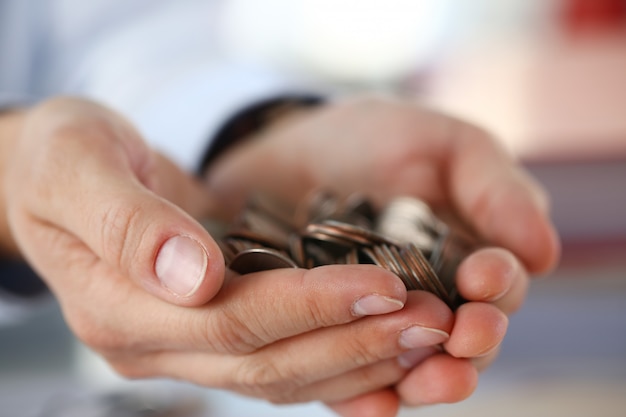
1,0 -> 625,416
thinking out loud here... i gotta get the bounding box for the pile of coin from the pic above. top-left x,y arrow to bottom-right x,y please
210,191 -> 476,310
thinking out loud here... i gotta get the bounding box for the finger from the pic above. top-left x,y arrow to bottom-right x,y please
472,345 -> 501,373
444,302 -> 508,358
9,218 -> 216,352
8,99 -> 225,306
232,291 -> 450,389
456,247 -> 530,315
123,345 -> 432,405
396,353 -> 478,406
449,121 -> 561,274
327,389 -> 399,417
191,265 -> 408,353
136,291 -> 449,401
26,234 -> 408,354
291,347 -> 438,404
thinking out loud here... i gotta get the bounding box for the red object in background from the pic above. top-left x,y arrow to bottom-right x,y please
560,0 -> 626,34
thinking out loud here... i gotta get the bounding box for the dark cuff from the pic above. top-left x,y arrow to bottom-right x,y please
0,260 -> 48,298
197,94 -> 325,175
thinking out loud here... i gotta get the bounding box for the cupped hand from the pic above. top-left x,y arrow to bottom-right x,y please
203,95 -> 561,416
2,97 -> 464,407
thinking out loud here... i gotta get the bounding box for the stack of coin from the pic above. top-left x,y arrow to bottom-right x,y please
212,191 -> 476,309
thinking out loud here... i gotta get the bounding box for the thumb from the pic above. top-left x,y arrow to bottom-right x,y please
7,99 -> 225,306
133,152 -> 227,306
104,189 -> 226,306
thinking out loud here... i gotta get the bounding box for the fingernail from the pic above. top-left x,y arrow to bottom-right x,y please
352,294 -> 404,316
397,346 -> 438,369
475,343 -> 501,358
399,326 -> 449,349
155,235 -> 207,297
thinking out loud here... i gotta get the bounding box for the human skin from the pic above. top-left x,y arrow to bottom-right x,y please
203,94 -> 560,415
0,96 -> 559,417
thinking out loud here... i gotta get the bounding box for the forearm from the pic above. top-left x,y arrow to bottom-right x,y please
0,108 -> 26,258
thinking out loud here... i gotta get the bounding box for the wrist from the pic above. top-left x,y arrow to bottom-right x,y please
0,108 -> 27,258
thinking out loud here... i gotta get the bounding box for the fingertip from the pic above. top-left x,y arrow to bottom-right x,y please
452,137 -> 561,277
527,221 -> 561,275
456,247 -> 519,302
152,229 -> 225,307
471,346 -> 501,372
403,291 -> 455,336
445,303 -> 508,358
327,389 -> 399,417
457,247 -> 530,315
507,173 -> 561,275
397,354 -> 478,406
309,264 -> 408,317
485,186 -> 561,277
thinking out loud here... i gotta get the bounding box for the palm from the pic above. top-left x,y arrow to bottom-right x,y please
203,95 -> 560,416
205,96 -> 558,273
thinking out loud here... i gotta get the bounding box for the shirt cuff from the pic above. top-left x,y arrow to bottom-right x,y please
198,94 -> 324,174
0,261 -> 50,326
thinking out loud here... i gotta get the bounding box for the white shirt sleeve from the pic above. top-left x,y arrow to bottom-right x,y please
48,0 -> 316,172
83,62 -> 303,173
1,0 -> 321,172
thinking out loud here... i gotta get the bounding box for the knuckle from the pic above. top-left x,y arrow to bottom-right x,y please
296,270 -> 339,328
346,360 -> 401,396
343,336 -> 385,368
328,324 -> 392,369
200,308 -> 265,355
233,359 -> 300,402
98,201 -> 145,272
301,296 -> 333,329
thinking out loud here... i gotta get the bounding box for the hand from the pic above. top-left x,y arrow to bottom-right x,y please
203,95 -> 561,416
1,97 -> 460,407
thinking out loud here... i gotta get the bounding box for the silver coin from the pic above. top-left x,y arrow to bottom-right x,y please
220,190 -> 473,309
228,248 -> 298,275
